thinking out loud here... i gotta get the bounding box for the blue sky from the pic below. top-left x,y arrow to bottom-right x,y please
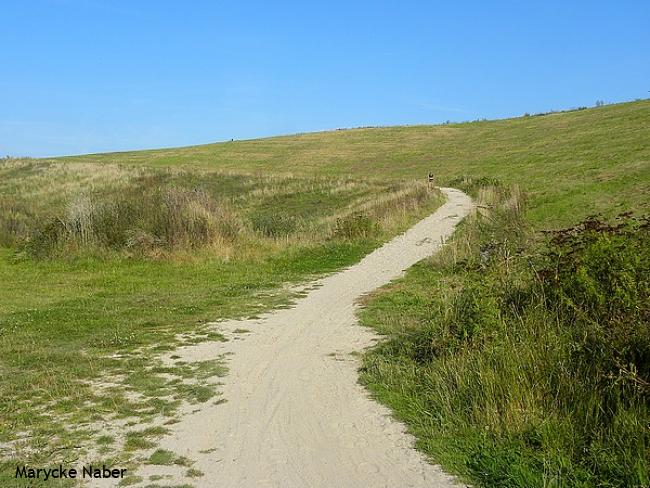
1,0 -> 649,157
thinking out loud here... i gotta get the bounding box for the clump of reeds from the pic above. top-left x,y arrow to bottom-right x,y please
27,185 -> 243,258
0,197 -> 36,247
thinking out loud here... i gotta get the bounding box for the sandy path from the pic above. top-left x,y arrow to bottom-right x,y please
130,187 -> 472,487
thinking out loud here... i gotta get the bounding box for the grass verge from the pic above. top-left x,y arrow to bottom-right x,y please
359,179 -> 649,487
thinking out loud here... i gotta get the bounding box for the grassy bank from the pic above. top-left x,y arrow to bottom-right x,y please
57,99 -> 650,227
359,179 -> 649,487
0,159 -> 443,486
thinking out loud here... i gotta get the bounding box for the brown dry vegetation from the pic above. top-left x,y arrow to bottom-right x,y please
0,158 -> 441,259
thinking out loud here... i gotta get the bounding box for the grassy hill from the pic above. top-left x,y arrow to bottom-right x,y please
58,99 -> 650,227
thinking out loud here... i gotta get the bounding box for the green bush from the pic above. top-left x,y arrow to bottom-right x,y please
449,175 -> 504,195
411,283 -> 500,362
540,214 -> 650,395
332,214 -> 378,239
360,188 -> 650,488
250,213 -> 298,238
26,185 -> 242,257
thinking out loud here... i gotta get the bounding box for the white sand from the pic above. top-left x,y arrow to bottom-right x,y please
126,187 -> 472,487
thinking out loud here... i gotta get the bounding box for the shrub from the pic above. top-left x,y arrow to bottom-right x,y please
250,213 -> 298,238
411,283 -> 500,363
448,175 -> 504,196
539,214 -> 650,394
332,214 -> 378,239
360,184 -> 650,487
0,197 -> 36,247
27,185 -> 242,257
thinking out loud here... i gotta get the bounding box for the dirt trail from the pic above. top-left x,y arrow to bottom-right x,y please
129,187 -> 472,488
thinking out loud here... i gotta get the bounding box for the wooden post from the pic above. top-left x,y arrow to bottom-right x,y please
427,172 -> 434,187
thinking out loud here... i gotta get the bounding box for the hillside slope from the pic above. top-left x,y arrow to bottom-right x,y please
57,100 -> 650,226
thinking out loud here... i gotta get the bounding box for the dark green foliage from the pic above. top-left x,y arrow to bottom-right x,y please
541,214 -> 649,325
540,214 -> 650,396
411,284 -> 500,363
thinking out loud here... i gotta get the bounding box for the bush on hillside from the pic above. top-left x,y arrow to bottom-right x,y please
250,213 -> 298,238
539,214 -> 650,395
410,284 -> 501,363
360,185 -> 650,487
448,175 -> 503,195
27,186 -> 242,257
0,197 -> 36,247
332,214 -> 379,239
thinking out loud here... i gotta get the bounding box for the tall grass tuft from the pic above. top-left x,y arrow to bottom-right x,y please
0,197 -> 35,247
28,185 -> 243,258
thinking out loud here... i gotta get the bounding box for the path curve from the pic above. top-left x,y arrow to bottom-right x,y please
134,187 -> 472,487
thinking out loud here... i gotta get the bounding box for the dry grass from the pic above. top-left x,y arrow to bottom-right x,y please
0,158 -> 442,259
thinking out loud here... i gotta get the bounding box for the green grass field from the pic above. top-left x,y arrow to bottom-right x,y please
1,99 -> 648,487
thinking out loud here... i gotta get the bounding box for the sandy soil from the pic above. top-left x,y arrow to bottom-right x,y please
124,187 -> 472,487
